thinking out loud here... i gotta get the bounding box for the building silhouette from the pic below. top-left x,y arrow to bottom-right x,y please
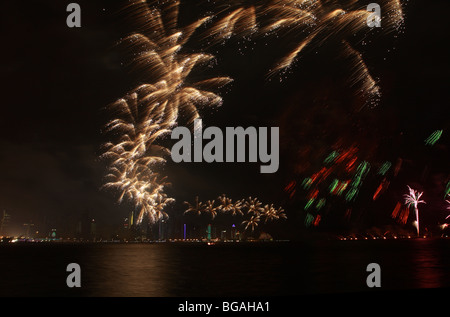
76,210 -> 96,241
0,210 -> 11,236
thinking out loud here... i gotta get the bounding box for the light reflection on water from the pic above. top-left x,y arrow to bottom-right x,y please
409,239 -> 447,289
82,245 -> 171,297
0,239 -> 449,296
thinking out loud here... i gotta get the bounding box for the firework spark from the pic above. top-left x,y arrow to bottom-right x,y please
230,199 -> 245,216
261,204 -> 287,223
404,185 -> 426,236
119,0 -> 233,127
102,163 -> 174,224
184,194 -> 286,234
217,194 -> 234,213
424,129 -> 443,146
101,91 -> 173,224
201,5 -> 257,46
184,196 -> 204,216
242,215 -> 260,232
102,0 -> 233,224
260,0 -> 404,106
204,200 -> 218,219
244,197 -> 263,215
445,181 -> 450,198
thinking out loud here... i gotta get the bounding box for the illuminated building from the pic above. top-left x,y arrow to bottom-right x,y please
158,219 -> 167,241
206,224 -> 211,241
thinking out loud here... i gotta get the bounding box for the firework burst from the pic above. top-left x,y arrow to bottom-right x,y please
204,200 -> 218,219
244,197 -> 263,215
208,0 -> 404,106
404,185 -> 426,236
242,215 -> 260,232
261,204 -> 288,223
200,5 -> 258,46
217,194 -> 234,213
119,0 -> 233,127
102,0 -> 233,224
263,0 -> 404,105
101,91 -> 173,224
184,196 -> 205,216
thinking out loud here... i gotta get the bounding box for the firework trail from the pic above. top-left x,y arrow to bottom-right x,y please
391,201 -> 408,225
184,194 -> 286,232
445,194 -> 450,219
289,146 -> 361,226
200,5 -> 257,46
261,204 -> 275,223
445,181 -> 450,199
217,194 -> 235,213
230,199 -> 245,216
102,162 -> 174,224
372,178 -> 389,200
264,0 -> 404,105
119,0 -> 233,127
391,202 -> 401,218
184,196 -> 204,216
101,92 -> 174,224
286,146 -> 400,228
216,195 -> 244,216
244,197 -> 263,215
378,161 -> 392,176
204,200 -> 218,219
404,185 -> 426,236
101,91 -> 171,166
345,160 -> 370,202
424,130 -> 443,146
205,0 -> 404,106
242,215 -> 260,232
102,0 -> 233,224
304,212 -> 315,227
260,204 -> 287,223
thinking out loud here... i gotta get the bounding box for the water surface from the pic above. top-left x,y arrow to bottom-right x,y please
0,239 -> 448,297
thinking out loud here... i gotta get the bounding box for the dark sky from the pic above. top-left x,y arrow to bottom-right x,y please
1,0 -> 448,237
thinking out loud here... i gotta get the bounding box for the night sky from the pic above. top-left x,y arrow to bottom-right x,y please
1,0 -> 448,238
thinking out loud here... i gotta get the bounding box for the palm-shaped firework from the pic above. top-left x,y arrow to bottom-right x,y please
184,196 -> 204,216
140,192 -> 174,224
102,0 -> 233,224
261,204 -> 287,223
102,92 -> 171,163
183,194 -> 287,237
204,0 -> 404,106
244,197 -> 263,215
264,0 -> 404,105
101,92 -> 173,225
242,215 -> 260,232
230,199 -> 244,216
403,185 -> 426,236
204,200 -> 218,219
120,0 -> 233,127
217,194 -> 234,213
